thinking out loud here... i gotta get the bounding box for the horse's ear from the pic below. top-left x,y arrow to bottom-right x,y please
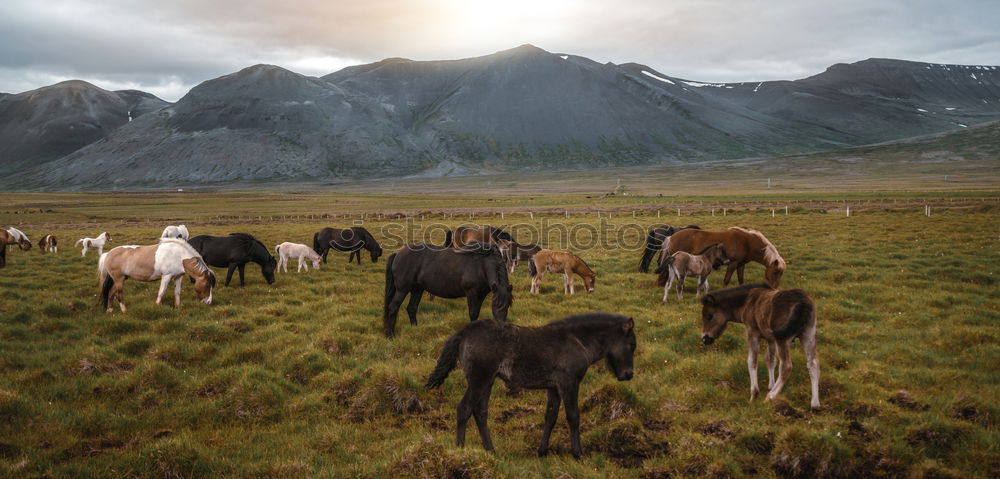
701,295 -> 716,307
623,317 -> 634,332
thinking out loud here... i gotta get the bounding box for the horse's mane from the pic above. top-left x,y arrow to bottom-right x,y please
489,227 -> 513,242
728,227 -> 784,265
229,233 -> 268,252
160,238 -> 214,277
575,254 -> 595,275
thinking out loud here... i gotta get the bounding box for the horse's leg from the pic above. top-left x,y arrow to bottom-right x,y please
406,288 -> 423,325
563,272 -> 571,294
466,293 -> 486,322
225,264 -> 237,286
97,245 -> 103,256
237,264 -> 246,286
174,276 -> 183,307
472,382 -> 496,452
766,340 -> 777,390
354,250 -> 361,265
155,275 -> 172,305
297,256 -> 304,272
531,270 -> 544,294
558,381 -> 583,459
765,340 -> 792,401
698,275 -> 709,297
81,242 -> 88,257
456,385 -> 475,448
802,325 -> 821,409
737,262 -> 747,285
662,268 -> 674,304
747,331 -> 761,400
322,247 -> 329,264
537,388 -> 561,457
677,273 -> 686,301
114,279 -> 127,312
722,262 -> 736,285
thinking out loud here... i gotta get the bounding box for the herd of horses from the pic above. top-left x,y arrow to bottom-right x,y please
2,220 -> 816,459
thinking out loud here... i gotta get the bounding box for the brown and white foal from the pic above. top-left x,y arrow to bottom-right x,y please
656,242 -> 729,303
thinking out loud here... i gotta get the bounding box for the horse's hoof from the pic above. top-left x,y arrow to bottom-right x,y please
537,449 -> 548,457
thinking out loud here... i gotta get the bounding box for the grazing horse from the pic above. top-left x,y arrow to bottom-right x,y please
275,242 -> 322,272
700,283 -> 820,409
443,225 -> 513,249
161,225 -> 190,240
426,313 -> 636,458
312,227 -> 383,264
639,224 -> 700,273
0,228 -> 33,268
76,232 -> 111,257
498,240 -> 542,274
655,243 -> 730,303
529,249 -> 596,294
188,233 -> 277,286
38,234 -> 58,253
99,238 -> 216,312
663,227 -> 786,287
383,242 -> 513,338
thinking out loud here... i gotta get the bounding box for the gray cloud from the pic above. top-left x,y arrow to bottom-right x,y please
1,0 -> 998,101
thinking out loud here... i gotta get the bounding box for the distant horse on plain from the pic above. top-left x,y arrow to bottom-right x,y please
638,224 -> 699,273
275,242 -> 321,272
1,227 -> 33,268
99,238 -> 216,312
663,226 -> 786,287
38,234 -> 58,253
529,249 -> 596,294
700,283 -> 820,409
655,242 -> 729,303
189,233 -> 277,286
383,242 -> 512,338
313,227 -> 383,264
161,225 -> 190,240
76,232 -> 111,257
426,313 -> 636,458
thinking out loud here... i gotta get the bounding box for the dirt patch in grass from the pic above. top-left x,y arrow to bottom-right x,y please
390,436 -> 495,479
889,390 -> 929,411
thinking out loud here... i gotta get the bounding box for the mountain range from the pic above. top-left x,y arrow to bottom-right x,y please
1,44 -> 998,189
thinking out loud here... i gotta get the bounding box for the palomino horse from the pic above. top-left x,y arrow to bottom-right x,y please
383,242 -> 513,338
312,227 -> 383,264
498,240 -> 542,274
444,225 -> 513,249
639,224 -> 699,273
161,225 -> 190,240
38,234 -> 58,253
427,313 -> 636,458
700,283 -> 820,409
663,226 -> 786,287
655,243 -> 729,303
275,242 -> 321,272
76,232 -> 111,257
188,233 -> 277,286
99,238 -> 216,312
0,227 -> 33,268
529,249 -> 596,294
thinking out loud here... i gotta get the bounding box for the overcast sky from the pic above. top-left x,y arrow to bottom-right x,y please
2,0 -> 998,101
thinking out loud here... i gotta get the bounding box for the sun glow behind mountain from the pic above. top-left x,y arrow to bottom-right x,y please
446,0 -> 578,50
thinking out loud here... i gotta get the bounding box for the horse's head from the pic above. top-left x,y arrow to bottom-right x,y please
605,317 -> 636,381
765,259 -> 786,288
583,272 -> 596,293
699,294 -> 733,345
17,238 -> 32,251
712,244 -> 730,270
369,241 -> 383,263
194,269 -> 216,304
263,255 -> 277,284
103,232 -> 112,242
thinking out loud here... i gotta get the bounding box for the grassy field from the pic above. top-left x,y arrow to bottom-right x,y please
1,189 -> 998,478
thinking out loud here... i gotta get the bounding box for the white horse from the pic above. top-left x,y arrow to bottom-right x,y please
161,225 -> 190,240
98,238 -> 215,312
5,227 -> 30,247
76,232 -> 112,257
275,242 -> 322,272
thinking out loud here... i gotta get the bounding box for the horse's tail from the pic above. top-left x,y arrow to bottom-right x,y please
274,243 -> 281,256
312,232 -> 322,255
639,229 -> 662,273
528,256 -> 538,277
443,230 -> 453,248
426,330 -> 463,389
383,253 -> 398,334
654,254 -> 675,286
98,255 -> 113,309
774,301 -> 813,340
75,238 -> 84,247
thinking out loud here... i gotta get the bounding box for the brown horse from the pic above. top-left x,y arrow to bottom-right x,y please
38,234 -> 58,253
99,239 -> 216,312
529,249 -> 596,294
655,243 -> 729,303
444,225 -> 513,249
663,226 -> 786,287
700,283 -> 820,409
1,227 -> 32,268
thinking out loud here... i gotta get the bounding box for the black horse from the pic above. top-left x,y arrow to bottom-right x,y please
383,242 -> 512,338
188,233 -> 277,286
312,227 -> 383,264
427,313 -> 636,458
638,224 -> 701,273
